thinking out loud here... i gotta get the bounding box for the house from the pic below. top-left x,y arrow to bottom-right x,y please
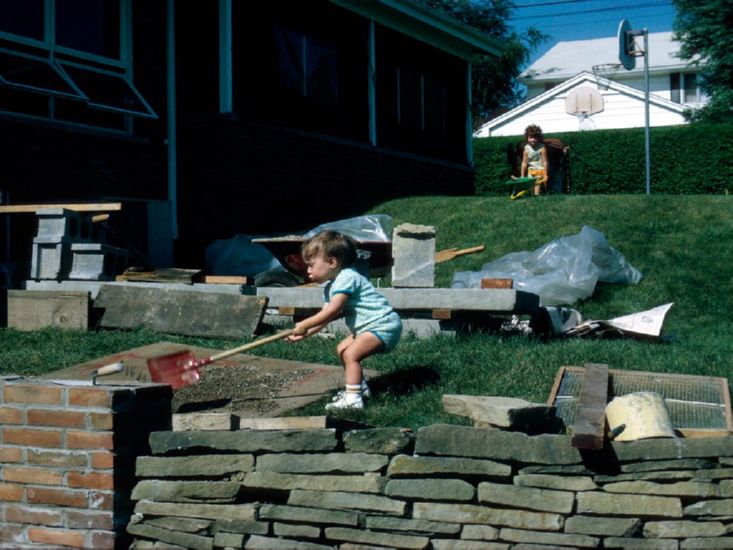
0,0 -> 501,276
475,31 -> 706,137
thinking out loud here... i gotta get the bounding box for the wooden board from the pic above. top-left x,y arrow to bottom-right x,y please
94,285 -> 267,338
116,268 -> 203,284
570,363 -> 609,450
203,275 -> 252,285
6,290 -> 90,331
481,278 -> 514,289
0,202 -> 122,213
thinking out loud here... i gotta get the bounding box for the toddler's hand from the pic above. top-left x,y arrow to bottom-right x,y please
289,323 -> 307,341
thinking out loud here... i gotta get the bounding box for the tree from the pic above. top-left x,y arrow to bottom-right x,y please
672,0 -> 733,123
422,0 -> 547,128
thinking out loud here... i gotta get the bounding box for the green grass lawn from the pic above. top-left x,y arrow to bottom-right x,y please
1,194 -> 731,430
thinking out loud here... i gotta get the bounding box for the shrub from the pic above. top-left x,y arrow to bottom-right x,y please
474,123 -> 733,195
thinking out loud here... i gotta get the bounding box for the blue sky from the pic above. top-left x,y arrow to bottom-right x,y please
507,0 -> 678,69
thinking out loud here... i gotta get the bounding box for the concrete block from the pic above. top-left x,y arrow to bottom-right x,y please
30,238 -> 72,280
35,208 -> 94,242
68,243 -> 128,281
23,280 -> 254,299
391,223 -> 435,288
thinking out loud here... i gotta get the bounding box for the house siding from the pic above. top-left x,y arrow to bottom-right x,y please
174,117 -> 473,266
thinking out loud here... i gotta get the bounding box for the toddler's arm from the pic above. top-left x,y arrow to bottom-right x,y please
288,294 -> 348,341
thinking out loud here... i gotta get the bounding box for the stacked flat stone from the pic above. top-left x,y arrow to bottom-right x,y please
127,423 -> 733,549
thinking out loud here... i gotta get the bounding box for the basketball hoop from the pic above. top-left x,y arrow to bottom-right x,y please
592,63 -> 621,90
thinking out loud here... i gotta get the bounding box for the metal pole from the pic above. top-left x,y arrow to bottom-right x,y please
643,29 -> 650,195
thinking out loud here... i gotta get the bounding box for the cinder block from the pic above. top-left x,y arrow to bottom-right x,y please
391,223 -> 435,288
68,243 -> 128,281
35,208 -> 94,242
30,237 -> 73,280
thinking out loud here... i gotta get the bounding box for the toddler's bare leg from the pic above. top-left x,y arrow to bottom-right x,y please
338,332 -> 383,385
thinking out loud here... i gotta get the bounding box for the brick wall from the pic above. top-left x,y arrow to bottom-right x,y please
0,377 -> 172,549
126,422 -> 733,549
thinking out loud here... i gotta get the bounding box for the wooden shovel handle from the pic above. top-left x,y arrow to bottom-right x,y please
208,329 -> 295,362
453,245 -> 484,257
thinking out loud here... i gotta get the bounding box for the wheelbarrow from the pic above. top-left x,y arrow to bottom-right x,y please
505,176 -> 544,200
252,236 -> 392,286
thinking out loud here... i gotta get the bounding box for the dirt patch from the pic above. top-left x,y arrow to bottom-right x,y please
172,363 -> 314,415
42,342 -> 373,418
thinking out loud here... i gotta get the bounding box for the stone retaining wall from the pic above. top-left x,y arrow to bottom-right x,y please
128,424 -> 733,549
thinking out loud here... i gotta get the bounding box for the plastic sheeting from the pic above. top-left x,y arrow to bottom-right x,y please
205,215 -> 392,276
451,225 -> 642,306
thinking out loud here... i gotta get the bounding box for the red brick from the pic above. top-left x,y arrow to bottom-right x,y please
3,427 -> 62,448
90,530 -> 117,548
68,387 -> 111,407
4,465 -> 63,485
5,504 -> 63,526
66,430 -> 113,450
89,411 -> 114,430
0,482 -> 23,502
0,524 -> 24,543
28,449 -> 88,468
0,406 -> 23,424
28,527 -> 85,548
0,446 -> 24,463
27,486 -> 87,508
67,471 -> 113,490
89,490 -> 113,510
28,408 -> 86,428
4,384 -> 63,404
90,451 -> 114,469
66,509 -> 113,530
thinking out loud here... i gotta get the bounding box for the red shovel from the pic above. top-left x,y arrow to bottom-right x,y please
147,329 -> 295,389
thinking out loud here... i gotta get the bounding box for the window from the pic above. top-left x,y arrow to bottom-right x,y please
274,26 -> 338,108
670,72 -> 704,104
396,69 -> 447,136
0,0 -> 156,130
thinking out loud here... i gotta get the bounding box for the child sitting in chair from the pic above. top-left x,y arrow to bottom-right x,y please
520,124 -> 549,196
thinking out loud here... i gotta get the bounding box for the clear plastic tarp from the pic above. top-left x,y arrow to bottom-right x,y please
451,225 -> 642,306
205,215 -> 392,276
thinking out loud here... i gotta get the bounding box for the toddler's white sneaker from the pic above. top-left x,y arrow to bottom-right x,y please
325,392 -> 363,410
332,380 -> 370,402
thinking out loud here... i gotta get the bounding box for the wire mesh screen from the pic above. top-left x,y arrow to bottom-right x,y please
551,367 -> 732,430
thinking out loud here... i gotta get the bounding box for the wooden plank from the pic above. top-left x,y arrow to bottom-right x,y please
481,278 -> 513,289
677,428 -> 733,438
116,268 -> 202,284
94,286 -> 268,338
7,290 -> 90,331
237,416 -> 369,431
571,363 -> 610,450
432,308 -> 452,320
202,275 -> 252,285
0,202 -> 122,213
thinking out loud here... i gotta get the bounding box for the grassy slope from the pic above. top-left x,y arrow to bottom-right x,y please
1,195 -> 731,430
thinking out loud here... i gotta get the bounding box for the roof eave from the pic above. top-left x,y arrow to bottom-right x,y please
331,0 -> 503,60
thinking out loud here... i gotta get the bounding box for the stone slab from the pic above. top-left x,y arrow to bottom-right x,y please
478,482 -> 574,514
564,515 -> 641,537
391,223 -> 435,288
289,489 -> 406,515
242,471 -> 385,493
385,478 -> 475,501
387,455 -> 511,478
94,285 -> 267,338
256,452 -> 388,474
258,504 -> 358,526
415,424 -> 582,465
150,429 -> 338,454
134,500 -> 256,521
412,502 -> 564,531
257,287 -> 539,313
172,413 -> 237,431
130,480 -> 241,503
136,454 -> 254,477
6,289 -> 90,331
576,492 -> 683,518
442,395 -> 556,429
24,279 -> 254,298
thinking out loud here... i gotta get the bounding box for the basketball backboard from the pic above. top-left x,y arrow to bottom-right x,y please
618,19 -> 635,71
565,86 -> 604,116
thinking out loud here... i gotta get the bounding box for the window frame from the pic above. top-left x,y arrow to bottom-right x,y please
0,0 -> 157,125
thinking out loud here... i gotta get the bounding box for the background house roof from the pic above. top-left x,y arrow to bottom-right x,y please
519,31 -> 690,82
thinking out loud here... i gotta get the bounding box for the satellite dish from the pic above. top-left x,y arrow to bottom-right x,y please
618,19 -> 636,70
565,86 -> 604,116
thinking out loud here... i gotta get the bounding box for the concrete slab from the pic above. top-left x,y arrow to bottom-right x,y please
257,287 -> 540,313
23,280 -> 255,299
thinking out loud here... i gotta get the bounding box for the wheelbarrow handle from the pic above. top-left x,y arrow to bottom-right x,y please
203,329 -> 296,365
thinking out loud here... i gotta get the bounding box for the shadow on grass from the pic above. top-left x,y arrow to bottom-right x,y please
370,365 -> 440,397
